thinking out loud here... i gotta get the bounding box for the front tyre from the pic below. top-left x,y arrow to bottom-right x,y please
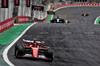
47,49 -> 54,62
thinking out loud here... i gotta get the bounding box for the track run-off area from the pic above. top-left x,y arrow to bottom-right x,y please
5,6 -> 100,66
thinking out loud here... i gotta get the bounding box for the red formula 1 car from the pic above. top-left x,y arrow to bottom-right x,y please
14,39 -> 54,62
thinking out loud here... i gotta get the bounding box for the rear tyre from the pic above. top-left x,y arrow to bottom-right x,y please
15,44 -> 24,58
86,14 -> 89,16
15,49 -> 19,58
14,43 -> 19,56
82,14 -> 84,16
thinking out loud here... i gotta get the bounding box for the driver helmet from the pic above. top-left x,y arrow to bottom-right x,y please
33,38 -> 37,41
57,16 -> 59,18
33,38 -> 37,43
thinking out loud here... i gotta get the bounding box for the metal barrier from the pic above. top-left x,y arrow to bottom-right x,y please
53,3 -> 100,10
18,16 -> 29,24
0,17 -> 14,33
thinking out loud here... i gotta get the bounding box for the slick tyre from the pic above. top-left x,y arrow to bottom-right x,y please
47,49 -> 54,62
15,45 -> 24,58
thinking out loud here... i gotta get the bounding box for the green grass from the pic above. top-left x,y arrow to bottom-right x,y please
46,10 -> 54,23
96,18 -> 100,24
46,14 -> 52,23
0,23 -> 33,45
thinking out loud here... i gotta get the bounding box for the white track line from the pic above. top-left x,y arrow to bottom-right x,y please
94,16 -> 100,24
2,22 -> 37,66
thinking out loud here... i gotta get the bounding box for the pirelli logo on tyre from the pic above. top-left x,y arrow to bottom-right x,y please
1,0 -> 8,8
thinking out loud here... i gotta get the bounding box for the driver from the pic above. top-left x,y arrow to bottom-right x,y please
33,38 -> 37,43
33,38 -> 37,47
57,16 -> 59,18
33,38 -> 42,47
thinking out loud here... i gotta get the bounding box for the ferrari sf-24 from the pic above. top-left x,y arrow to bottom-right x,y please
14,39 -> 54,62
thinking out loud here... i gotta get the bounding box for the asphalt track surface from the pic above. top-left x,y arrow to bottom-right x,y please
8,7 -> 100,66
